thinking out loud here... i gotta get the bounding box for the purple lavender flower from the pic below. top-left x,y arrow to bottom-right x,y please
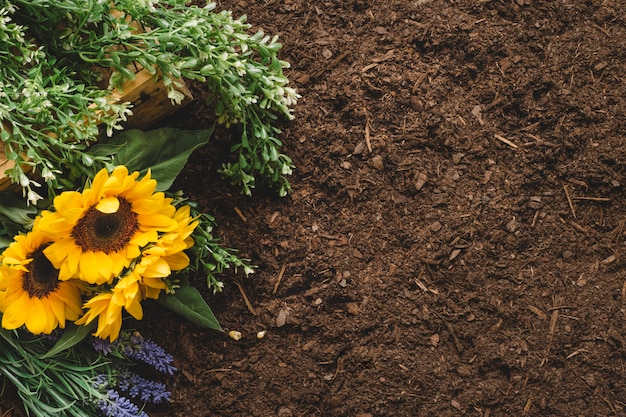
122,333 -> 177,375
117,370 -> 172,404
91,332 -> 177,375
92,337 -> 113,356
96,389 -> 149,417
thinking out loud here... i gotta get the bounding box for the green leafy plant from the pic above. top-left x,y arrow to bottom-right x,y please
2,0 -> 299,203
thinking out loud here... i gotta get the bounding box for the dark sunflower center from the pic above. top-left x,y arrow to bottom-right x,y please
72,198 -> 138,253
23,245 -> 60,298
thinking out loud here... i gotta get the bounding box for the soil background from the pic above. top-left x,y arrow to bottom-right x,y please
6,0 -> 626,416
156,1 -> 626,416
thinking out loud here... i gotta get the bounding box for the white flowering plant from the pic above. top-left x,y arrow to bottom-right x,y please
2,0 -> 299,204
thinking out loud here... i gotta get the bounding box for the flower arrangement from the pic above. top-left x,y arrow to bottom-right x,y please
1,165 -> 200,341
0,148 -> 253,416
0,0 -> 298,415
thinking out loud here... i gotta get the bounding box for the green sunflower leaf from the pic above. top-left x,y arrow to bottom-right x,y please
90,127 -> 213,191
0,192 -> 37,224
41,323 -> 96,359
157,284 -> 222,331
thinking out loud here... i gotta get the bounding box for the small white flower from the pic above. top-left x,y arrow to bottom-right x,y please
40,167 -> 58,181
167,88 -> 185,105
26,188 -> 43,205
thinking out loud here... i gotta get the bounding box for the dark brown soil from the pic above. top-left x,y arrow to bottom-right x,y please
153,1 -> 626,416
6,1 -> 626,416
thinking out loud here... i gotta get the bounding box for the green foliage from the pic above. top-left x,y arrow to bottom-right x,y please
2,0 -> 298,202
0,191 -> 38,249
188,208 -> 256,293
90,127 -> 212,191
157,279 -> 222,331
41,323 -> 96,359
0,327 -> 106,417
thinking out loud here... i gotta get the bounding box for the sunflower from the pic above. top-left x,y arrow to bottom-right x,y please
74,291 -> 125,341
75,211 -> 199,341
75,265 -> 153,341
0,231 -> 84,335
37,166 -> 181,285
143,204 -> 198,271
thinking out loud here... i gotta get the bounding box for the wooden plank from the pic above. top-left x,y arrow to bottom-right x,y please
0,154 -> 17,190
110,68 -> 194,129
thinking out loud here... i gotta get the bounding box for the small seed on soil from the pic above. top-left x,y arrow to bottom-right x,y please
506,218 -> 518,233
410,96 -> 424,111
430,221 -> 442,232
276,309 -> 287,327
346,302 -> 360,315
228,330 -> 242,341
353,141 -> 366,155
451,399 -> 462,411
449,248 -> 462,261
278,407 -> 294,417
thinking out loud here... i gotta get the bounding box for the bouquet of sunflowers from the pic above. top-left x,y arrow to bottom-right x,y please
2,165 -> 199,341
0,131 -> 255,416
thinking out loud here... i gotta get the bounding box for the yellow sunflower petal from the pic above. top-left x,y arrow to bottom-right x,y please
44,239 -> 74,268
76,293 -> 111,326
53,192 -> 86,224
130,230 -> 159,248
141,281 -> 164,300
53,282 -> 84,320
124,297 -> 143,321
79,251 -> 113,284
89,298 -> 123,341
131,195 -> 166,215
163,252 -> 190,271
96,196 -> 120,214
43,296 -> 67,329
1,292 -> 30,330
25,298 -> 54,334
137,213 -> 178,232
140,257 -> 171,278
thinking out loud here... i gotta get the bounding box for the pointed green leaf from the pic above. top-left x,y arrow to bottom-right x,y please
157,286 -> 222,331
90,127 -> 213,191
0,191 -> 37,226
41,323 -> 95,359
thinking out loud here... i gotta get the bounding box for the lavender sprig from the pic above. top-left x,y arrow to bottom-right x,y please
96,389 -> 149,417
123,332 -> 177,375
117,369 -> 172,404
92,331 -> 177,375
